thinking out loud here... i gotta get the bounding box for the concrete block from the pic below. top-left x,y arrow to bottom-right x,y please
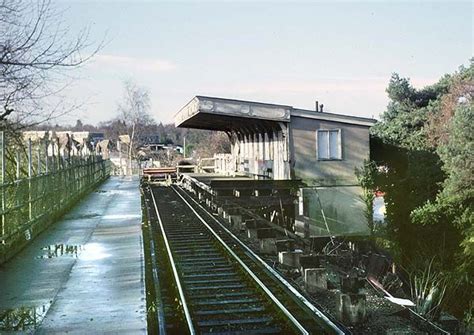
256,228 -> 275,239
247,229 -> 257,239
336,292 -> 367,325
304,268 -> 327,293
300,255 -> 321,273
294,218 -> 309,238
275,239 -> 295,252
244,219 -> 257,230
278,250 -> 303,268
228,215 -> 242,229
341,276 -> 365,294
259,238 -> 277,255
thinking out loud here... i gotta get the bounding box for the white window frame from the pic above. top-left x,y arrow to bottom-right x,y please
316,129 -> 342,160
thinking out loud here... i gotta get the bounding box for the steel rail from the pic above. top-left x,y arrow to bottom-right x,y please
144,189 -> 166,334
174,184 -> 346,335
172,185 -> 310,335
149,187 -> 196,334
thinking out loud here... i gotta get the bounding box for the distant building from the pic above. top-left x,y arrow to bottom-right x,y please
138,134 -> 161,146
175,96 -> 376,236
22,130 -> 108,158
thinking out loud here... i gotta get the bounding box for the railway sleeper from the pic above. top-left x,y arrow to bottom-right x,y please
195,306 -> 266,316
184,277 -> 241,285
177,256 -> 225,263
169,237 -> 210,243
172,243 -> 213,248
179,263 -> 231,271
173,247 -> 216,254
201,327 -> 282,335
182,271 -> 236,279
178,253 -> 223,260
180,265 -> 233,273
188,290 -> 254,299
186,283 -> 247,291
193,297 -> 259,306
197,316 -> 274,327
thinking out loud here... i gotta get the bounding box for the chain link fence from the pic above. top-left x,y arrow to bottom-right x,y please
0,131 -> 111,264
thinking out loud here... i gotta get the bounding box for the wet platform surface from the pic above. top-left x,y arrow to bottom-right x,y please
0,176 -> 146,334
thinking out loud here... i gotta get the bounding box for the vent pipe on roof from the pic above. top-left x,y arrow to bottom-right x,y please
315,101 -> 319,112
320,104 -> 324,113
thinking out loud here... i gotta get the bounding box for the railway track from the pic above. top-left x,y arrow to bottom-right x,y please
144,184 -> 347,334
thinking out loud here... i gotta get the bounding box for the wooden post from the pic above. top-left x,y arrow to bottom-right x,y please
252,133 -> 258,177
118,140 -> 122,175
264,132 -> 270,161
28,139 -> 32,177
28,138 -> 32,221
16,151 -> 20,180
56,138 -> 61,208
258,133 -> 264,161
51,140 -> 55,172
14,149 -> 20,219
243,134 -> 247,161
56,138 -> 60,170
273,130 -> 280,179
45,140 -> 48,174
1,131 -> 5,244
37,148 -> 41,175
183,137 -> 186,159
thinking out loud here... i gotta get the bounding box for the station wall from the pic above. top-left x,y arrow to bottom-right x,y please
289,116 -> 370,186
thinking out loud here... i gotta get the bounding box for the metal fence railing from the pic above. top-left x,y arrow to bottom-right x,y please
0,131 -> 111,263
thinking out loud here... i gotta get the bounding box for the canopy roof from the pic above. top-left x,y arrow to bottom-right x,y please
175,96 -> 291,131
175,96 -> 376,131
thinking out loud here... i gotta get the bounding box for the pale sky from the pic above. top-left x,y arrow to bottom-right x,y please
54,0 -> 473,125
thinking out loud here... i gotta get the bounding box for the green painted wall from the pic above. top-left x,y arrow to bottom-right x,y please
300,186 -> 369,236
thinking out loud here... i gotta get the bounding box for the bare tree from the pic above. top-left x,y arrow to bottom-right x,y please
191,131 -> 230,159
0,0 -> 101,130
117,80 -> 154,173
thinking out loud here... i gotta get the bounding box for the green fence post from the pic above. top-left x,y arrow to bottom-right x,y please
1,131 -> 5,245
28,138 -> 32,221
45,140 -> 48,175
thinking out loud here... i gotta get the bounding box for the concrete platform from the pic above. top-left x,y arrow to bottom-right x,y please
0,176 -> 146,334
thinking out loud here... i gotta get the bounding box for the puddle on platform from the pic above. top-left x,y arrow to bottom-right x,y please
78,242 -> 110,261
0,302 -> 51,331
37,244 -> 84,259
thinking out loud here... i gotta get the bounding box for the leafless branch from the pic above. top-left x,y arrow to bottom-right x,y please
0,0 -> 104,129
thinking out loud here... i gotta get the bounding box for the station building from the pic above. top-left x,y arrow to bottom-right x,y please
175,96 -> 376,237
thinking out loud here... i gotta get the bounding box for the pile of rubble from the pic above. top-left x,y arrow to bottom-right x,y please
211,203 -> 458,334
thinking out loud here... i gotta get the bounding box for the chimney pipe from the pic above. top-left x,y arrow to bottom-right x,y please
320,104 -> 324,113
315,100 -> 319,112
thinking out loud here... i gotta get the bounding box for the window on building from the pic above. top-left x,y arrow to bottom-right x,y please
317,129 -> 342,160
